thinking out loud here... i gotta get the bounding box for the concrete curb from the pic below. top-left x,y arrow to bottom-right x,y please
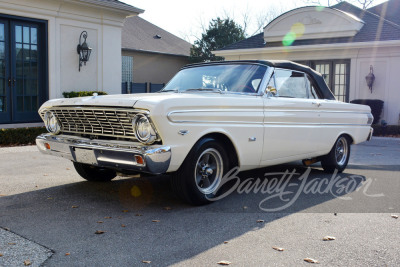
0,228 -> 53,267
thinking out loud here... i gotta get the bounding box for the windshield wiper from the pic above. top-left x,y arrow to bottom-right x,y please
185,88 -> 222,93
160,89 -> 178,92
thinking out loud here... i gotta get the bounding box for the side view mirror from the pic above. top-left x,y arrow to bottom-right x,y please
266,85 -> 277,96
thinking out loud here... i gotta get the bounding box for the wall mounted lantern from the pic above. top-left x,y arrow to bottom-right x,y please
77,31 -> 92,72
365,65 -> 375,93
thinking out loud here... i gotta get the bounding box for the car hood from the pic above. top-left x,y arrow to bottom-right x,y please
39,92 -> 258,110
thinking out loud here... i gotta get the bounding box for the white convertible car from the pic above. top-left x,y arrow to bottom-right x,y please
36,60 -> 373,205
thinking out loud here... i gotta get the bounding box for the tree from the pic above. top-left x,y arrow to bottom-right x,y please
190,17 -> 245,62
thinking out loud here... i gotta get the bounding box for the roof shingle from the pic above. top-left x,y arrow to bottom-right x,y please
122,16 -> 192,56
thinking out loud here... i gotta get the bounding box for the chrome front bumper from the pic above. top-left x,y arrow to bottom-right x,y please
367,127 -> 373,141
36,134 -> 171,174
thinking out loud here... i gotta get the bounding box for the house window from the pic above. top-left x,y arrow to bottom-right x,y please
297,60 -> 350,102
122,56 -> 133,92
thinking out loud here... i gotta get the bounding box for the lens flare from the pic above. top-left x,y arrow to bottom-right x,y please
291,23 -> 305,38
316,6 -> 325,12
131,185 -> 142,197
282,31 -> 296,46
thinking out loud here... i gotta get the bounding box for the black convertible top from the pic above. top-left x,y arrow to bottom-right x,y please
183,60 -> 336,100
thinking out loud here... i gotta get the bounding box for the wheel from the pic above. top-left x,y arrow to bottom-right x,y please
321,135 -> 351,173
171,138 -> 229,205
73,162 -> 117,182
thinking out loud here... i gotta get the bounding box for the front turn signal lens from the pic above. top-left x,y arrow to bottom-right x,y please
134,155 -> 144,165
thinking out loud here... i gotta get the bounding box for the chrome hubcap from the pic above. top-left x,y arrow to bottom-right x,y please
195,148 -> 223,195
335,137 -> 348,166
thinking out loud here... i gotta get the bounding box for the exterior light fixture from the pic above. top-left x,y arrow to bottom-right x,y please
365,65 -> 375,93
77,31 -> 92,71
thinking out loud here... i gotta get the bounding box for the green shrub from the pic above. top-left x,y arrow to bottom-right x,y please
62,91 -> 107,98
372,125 -> 400,136
350,99 -> 384,124
0,127 -> 48,146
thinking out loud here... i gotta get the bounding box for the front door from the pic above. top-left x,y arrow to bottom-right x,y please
0,16 -> 47,124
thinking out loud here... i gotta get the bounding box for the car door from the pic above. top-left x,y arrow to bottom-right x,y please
261,68 -> 323,165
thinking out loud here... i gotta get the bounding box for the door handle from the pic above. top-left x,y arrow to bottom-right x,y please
8,78 -> 16,87
312,102 -> 322,107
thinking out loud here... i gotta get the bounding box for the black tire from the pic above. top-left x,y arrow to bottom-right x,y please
170,138 -> 230,205
73,162 -> 117,182
321,135 -> 351,173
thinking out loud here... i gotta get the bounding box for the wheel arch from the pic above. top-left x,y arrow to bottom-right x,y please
336,132 -> 355,144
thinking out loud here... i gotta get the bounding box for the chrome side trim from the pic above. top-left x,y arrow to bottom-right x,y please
36,134 -> 171,174
167,109 -> 264,124
264,122 -> 371,126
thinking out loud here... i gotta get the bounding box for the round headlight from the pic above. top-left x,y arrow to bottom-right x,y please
44,111 -> 61,134
133,114 -> 156,144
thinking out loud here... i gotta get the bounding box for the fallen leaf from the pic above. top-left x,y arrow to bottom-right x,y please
43,174 -> 48,176
104,216 -> 112,219
47,197 -> 53,200
8,243 -> 16,245
142,260 -> 151,263
152,220 -> 160,223
304,258 -> 319,264
121,224 -> 126,227
97,221 -> 104,224
0,194 -> 7,197
3,227 -> 10,231
256,219 -> 264,223
66,168 -> 70,170
24,260 -> 32,266
391,215 -> 398,219
272,246 -> 284,251
217,260 -> 231,265
135,214 -> 143,217
122,210 -> 129,213
243,206 -> 248,209
323,236 -> 336,241
224,241 -> 229,244
163,206 -> 172,210
0,253 -> 3,257
95,230 -> 106,234
35,185 -> 38,188
65,253 -> 70,256
71,206 -> 78,209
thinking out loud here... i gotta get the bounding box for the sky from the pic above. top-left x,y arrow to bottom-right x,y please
120,0 -> 388,44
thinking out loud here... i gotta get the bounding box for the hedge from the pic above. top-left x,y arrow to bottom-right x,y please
372,125 -> 400,137
0,127 -> 48,146
350,99 -> 384,124
62,91 -> 107,98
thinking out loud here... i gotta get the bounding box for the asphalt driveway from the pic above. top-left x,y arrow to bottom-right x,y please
0,137 -> 399,266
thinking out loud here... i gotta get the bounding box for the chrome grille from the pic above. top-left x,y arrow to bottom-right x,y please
41,107 -> 138,140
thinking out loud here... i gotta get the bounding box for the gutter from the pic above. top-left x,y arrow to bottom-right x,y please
69,0 -> 144,15
122,48 -> 189,57
213,40 -> 400,56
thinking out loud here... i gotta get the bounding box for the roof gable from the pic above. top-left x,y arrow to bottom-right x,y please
263,6 -> 364,42
220,1 -> 400,51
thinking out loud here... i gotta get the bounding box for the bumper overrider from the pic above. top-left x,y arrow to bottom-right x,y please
36,134 -> 171,174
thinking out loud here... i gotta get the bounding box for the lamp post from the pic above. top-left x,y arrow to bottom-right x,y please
77,31 -> 92,71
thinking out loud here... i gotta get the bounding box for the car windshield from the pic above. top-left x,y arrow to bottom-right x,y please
162,64 -> 268,94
